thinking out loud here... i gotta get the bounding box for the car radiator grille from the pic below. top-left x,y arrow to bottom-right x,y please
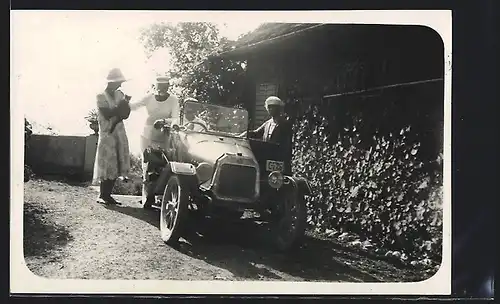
216,164 -> 257,200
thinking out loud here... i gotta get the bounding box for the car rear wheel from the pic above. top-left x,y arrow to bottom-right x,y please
271,187 -> 307,252
160,175 -> 189,245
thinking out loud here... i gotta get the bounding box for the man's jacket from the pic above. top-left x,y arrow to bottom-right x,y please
248,116 -> 293,171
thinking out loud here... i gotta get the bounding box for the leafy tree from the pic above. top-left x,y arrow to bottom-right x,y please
139,22 -> 248,107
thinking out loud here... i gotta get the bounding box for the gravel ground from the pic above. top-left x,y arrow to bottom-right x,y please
23,178 -> 428,282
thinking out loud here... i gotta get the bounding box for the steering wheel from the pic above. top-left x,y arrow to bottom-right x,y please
183,121 -> 209,132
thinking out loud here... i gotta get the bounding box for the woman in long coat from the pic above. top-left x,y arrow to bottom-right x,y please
93,68 -> 132,205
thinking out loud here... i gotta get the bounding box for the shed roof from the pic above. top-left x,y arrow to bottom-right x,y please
234,23 -> 324,47
209,23 -> 327,60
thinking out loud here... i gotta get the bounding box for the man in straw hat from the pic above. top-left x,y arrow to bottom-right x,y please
129,75 -> 181,207
93,68 -> 132,205
240,96 -> 293,173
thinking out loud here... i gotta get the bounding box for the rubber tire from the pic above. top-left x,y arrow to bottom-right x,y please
160,175 -> 189,245
272,190 -> 307,252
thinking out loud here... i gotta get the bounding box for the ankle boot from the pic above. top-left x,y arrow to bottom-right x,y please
99,180 -> 105,198
96,180 -> 107,203
104,179 -> 121,205
105,179 -> 113,198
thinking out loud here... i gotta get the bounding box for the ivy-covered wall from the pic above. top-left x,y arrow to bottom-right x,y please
243,24 -> 445,261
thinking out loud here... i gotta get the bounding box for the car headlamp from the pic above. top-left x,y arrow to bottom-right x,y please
268,171 -> 284,189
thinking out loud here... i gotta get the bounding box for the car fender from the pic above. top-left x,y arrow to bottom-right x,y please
169,162 -> 197,176
153,162 -> 198,194
284,175 -> 313,197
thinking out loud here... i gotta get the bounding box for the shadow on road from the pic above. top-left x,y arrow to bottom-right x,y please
176,219 -> 383,282
103,203 -> 160,229
105,202 -> 391,282
24,202 -> 73,259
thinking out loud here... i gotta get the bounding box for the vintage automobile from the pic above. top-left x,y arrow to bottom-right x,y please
142,100 -> 312,251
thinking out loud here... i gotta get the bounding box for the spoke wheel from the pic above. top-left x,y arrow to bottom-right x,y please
160,175 -> 189,245
273,187 -> 307,252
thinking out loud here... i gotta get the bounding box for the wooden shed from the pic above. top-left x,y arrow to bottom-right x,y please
208,23 -> 444,129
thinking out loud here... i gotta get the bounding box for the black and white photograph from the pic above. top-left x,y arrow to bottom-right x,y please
11,10 -> 451,295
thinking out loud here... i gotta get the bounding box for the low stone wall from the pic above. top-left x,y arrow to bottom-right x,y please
26,134 -> 98,181
83,135 -> 98,180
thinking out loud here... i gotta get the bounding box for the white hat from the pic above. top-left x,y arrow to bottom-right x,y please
106,68 -> 128,83
156,76 -> 170,84
184,97 -> 198,103
265,96 -> 284,108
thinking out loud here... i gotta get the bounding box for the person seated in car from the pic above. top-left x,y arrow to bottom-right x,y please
180,97 -> 207,131
239,96 -> 293,172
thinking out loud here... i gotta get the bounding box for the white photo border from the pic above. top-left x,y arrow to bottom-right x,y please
10,9 -> 452,295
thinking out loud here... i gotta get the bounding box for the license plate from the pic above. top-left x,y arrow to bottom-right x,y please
266,160 -> 284,172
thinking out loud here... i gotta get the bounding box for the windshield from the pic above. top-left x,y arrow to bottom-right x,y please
180,101 -> 249,136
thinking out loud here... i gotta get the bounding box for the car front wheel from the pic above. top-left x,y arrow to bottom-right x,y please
271,186 -> 307,252
160,175 -> 189,245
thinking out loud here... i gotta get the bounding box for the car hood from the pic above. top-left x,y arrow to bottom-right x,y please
182,132 -> 255,166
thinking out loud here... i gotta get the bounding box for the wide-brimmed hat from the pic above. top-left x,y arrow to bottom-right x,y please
106,68 -> 128,83
156,76 -> 170,84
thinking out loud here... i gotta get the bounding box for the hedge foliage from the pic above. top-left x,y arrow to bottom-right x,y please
291,94 -> 443,262
112,154 -> 143,196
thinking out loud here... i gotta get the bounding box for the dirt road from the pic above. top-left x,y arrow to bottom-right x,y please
23,178 -> 427,282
